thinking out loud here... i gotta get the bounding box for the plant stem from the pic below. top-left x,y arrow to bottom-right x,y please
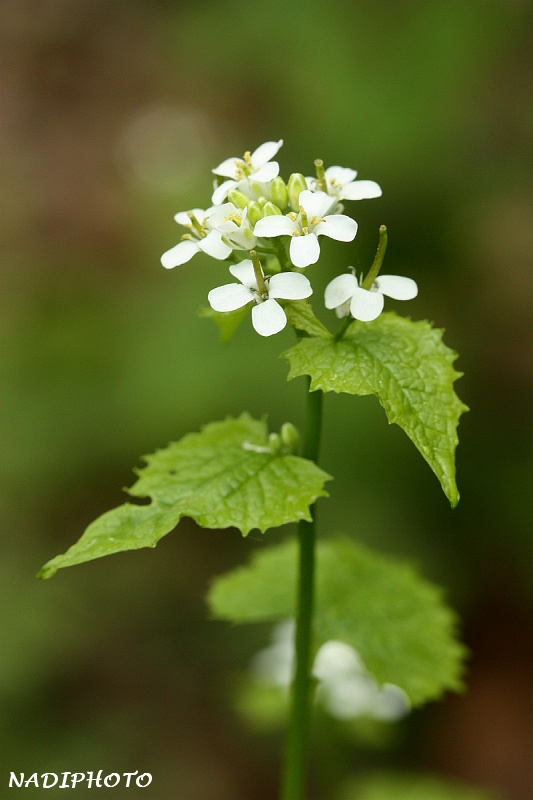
280,381 -> 323,800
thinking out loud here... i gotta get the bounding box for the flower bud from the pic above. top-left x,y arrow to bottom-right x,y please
262,202 -> 282,216
288,173 -> 308,212
268,433 -> 281,453
269,177 -> 289,211
250,181 -> 268,199
257,196 -> 268,209
280,423 -> 300,453
246,201 -> 264,227
228,189 -> 250,209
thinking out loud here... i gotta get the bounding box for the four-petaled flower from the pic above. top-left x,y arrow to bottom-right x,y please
212,140 -> 283,204
161,208 -> 232,269
208,261 -> 312,337
325,271 -> 418,322
254,190 -> 357,268
307,166 -> 382,212
208,203 -> 257,251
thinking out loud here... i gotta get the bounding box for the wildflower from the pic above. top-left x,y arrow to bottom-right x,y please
312,641 -> 410,721
249,623 -> 409,721
207,260 -> 312,337
325,270 -> 418,322
161,208 -> 231,269
308,165 -> 382,211
254,190 -> 357,268
212,139 -> 283,204
208,203 -> 258,251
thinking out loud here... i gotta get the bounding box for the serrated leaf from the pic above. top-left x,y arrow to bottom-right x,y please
38,415 -> 331,579
339,773 -> 499,800
282,313 -> 467,506
199,304 -> 249,343
208,538 -> 466,707
284,300 -> 331,338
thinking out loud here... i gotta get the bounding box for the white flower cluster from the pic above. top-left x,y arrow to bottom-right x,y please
251,620 -> 410,722
161,140 -> 417,336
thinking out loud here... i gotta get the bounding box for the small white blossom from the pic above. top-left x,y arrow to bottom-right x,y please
207,260 -> 312,337
254,190 -> 357,268
208,203 -> 257,251
313,641 -> 410,721
307,166 -> 382,212
161,207 -> 231,269
212,139 -> 283,204
249,623 -> 410,722
325,271 -> 418,322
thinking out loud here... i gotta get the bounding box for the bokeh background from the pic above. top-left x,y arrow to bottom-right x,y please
2,1 -> 533,798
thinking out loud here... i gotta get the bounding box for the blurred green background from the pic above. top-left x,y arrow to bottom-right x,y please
1,1 -> 532,798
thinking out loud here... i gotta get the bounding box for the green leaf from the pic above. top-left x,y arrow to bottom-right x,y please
284,300 -> 331,338
199,303 -> 249,343
208,538 -> 466,707
38,415 -> 331,579
282,313 -> 467,506
338,773 -> 499,800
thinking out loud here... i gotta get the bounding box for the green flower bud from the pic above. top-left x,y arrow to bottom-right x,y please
257,196 -> 268,209
268,432 -> 281,453
228,189 -> 250,210
288,173 -> 308,212
269,177 -> 289,211
280,423 -> 300,453
246,201 -> 264,227
250,182 -> 264,198
263,202 -> 282,216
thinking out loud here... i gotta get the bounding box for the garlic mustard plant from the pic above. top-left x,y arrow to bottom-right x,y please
39,138 -> 468,800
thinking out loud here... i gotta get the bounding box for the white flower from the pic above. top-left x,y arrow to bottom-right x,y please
307,166 -> 382,212
250,620 -> 295,688
212,139 -> 283,204
312,641 -> 410,721
208,203 -> 257,251
207,260 -> 312,337
161,207 -> 231,269
249,623 -> 409,722
325,271 -> 418,322
253,190 -> 357,268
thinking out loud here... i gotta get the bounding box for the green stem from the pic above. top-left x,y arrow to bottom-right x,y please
334,316 -> 352,342
280,381 -> 323,800
361,225 -> 388,290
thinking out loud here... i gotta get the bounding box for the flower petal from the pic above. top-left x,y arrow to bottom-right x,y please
314,214 -> 358,242
251,298 -> 287,336
252,161 -> 280,183
211,180 -> 237,205
290,233 -> 320,267
324,273 -> 358,309
254,215 -> 296,238
174,208 -> 206,227
160,239 -> 199,269
250,139 -> 283,168
349,286 -> 384,321
208,283 -> 253,312
325,166 -> 357,186
229,260 -> 257,289
197,230 -> 233,260
299,189 -> 332,219
212,157 -> 241,179
374,275 -> 418,300
269,272 -> 312,300
341,180 -> 382,201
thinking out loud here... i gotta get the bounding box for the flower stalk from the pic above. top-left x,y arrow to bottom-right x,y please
281,381 -> 323,800
361,224 -> 388,290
